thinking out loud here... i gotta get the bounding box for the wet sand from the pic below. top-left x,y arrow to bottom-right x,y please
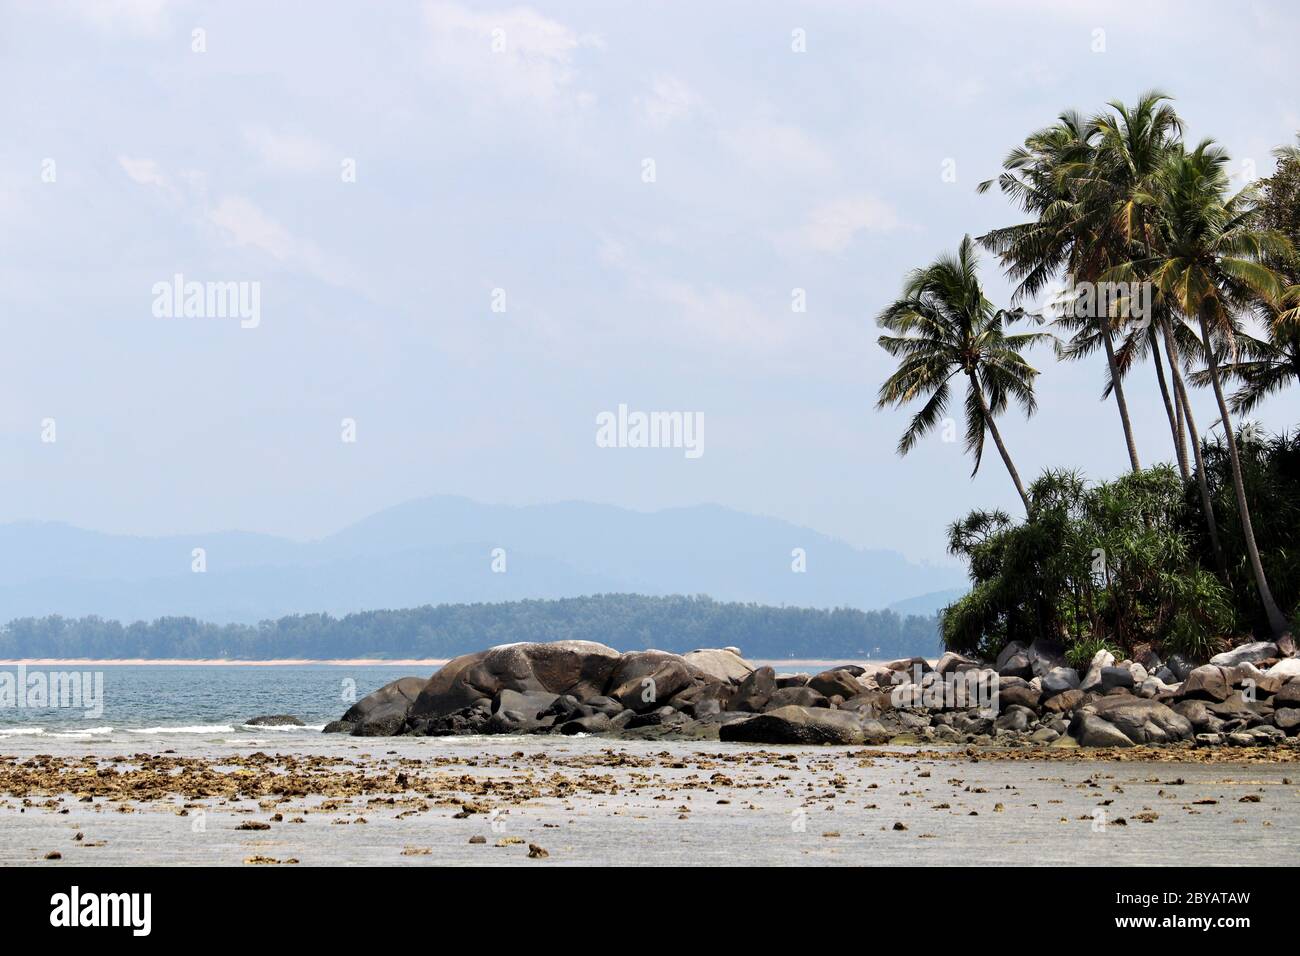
1,735 -> 1296,866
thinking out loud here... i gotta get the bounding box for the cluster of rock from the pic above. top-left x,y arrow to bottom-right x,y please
323,636 -> 1300,748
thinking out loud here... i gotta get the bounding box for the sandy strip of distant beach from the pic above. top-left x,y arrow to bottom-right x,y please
0,659 -> 450,667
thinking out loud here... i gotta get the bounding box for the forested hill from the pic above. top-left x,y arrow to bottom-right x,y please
0,594 -> 941,660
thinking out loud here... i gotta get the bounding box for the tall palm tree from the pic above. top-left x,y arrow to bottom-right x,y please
1077,93 -> 1186,472
979,95 -> 1186,474
876,237 -> 1050,512
1142,141 -> 1296,634
982,93 -> 1238,573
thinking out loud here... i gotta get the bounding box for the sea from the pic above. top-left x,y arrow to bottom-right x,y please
0,664 -> 428,741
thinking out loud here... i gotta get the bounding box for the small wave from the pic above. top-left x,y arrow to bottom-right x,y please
236,723 -> 326,733
0,727 -> 46,737
50,726 -> 115,739
125,724 -> 236,735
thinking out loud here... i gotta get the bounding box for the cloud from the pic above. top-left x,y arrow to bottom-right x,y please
243,127 -> 336,174
782,195 -> 905,254
650,278 -> 794,352
206,196 -> 302,263
422,2 -> 602,111
637,75 -> 702,129
58,0 -> 172,34
203,195 -> 361,292
719,122 -> 834,178
117,155 -> 169,188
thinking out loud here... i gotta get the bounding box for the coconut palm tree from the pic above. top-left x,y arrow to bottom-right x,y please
876,237 -> 1050,512
983,94 -> 1241,574
978,95 -> 1187,474
1142,140 -> 1296,634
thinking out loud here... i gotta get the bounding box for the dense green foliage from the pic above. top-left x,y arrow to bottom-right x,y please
0,594 -> 942,661
942,466 -> 1237,661
942,431 -> 1300,662
1193,431 -> 1300,633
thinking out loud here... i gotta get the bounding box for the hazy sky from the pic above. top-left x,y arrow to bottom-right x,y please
2,0 -> 1297,564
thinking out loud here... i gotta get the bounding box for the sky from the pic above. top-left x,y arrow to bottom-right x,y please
1,0 -> 1297,566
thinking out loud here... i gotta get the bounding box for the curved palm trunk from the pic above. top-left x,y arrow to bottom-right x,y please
1148,327 -> 1188,479
1198,314 -> 1289,635
1166,328 -> 1228,579
1172,362 -> 1189,471
970,372 -> 1031,513
1101,322 -> 1142,472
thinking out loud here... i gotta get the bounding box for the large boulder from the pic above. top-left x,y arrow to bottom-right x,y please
994,704 -> 1035,733
732,666 -> 778,712
1173,699 -> 1216,732
1274,708 -> 1300,732
333,676 -> 427,733
1266,659 -> 1300,681
682,648 -> 753,684
247,714 -> 305,727
669,681 -> 733,715
409,641 -> 622,719
1026,637 -> 1068,678
1177,665 -> 1234,702
1273,679 -> 1300,707
936,651 -> 982,676
885,658 -> 931,682
1069,712 -> 1135,748
1079,649 -> 1115,692
857,663 -> 901,688
1099,666 -> 1135,692
995,641 -> 1032,679
489,689 -> 559,732
719,706 -> 887,745
997,682 -> 1041,711
1165,654 -> 1194,682
608,653 -> 694,712
1041,666 -> 1081,699
807,668 -> 866,700
766,686 -> 828,710
1042,689 -> 1085,715
1210,641 -> 1278,668
1084,696 -> 1193,744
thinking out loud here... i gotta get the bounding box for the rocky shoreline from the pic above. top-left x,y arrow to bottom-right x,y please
322,637 -> 1300,751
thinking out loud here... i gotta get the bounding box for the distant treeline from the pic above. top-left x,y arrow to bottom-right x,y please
0,594 -> 941,660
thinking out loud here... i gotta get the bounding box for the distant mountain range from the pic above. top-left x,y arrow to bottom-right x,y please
0,497 -> 967,624
887,588 -> 969,617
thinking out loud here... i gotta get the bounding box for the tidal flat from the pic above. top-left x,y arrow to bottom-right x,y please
0,734 -> 1295,866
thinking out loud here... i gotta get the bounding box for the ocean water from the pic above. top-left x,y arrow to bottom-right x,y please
0,664 -> 430,740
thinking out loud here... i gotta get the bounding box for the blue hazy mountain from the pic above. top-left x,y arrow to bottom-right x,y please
887,588 -> 969,617
0,497 -> 966,624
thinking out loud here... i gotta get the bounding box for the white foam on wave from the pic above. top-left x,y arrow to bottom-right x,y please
50,726 -> 115,739
0,727 -> 46,737
236,723 -> 326,733
125,724 -> 236,735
